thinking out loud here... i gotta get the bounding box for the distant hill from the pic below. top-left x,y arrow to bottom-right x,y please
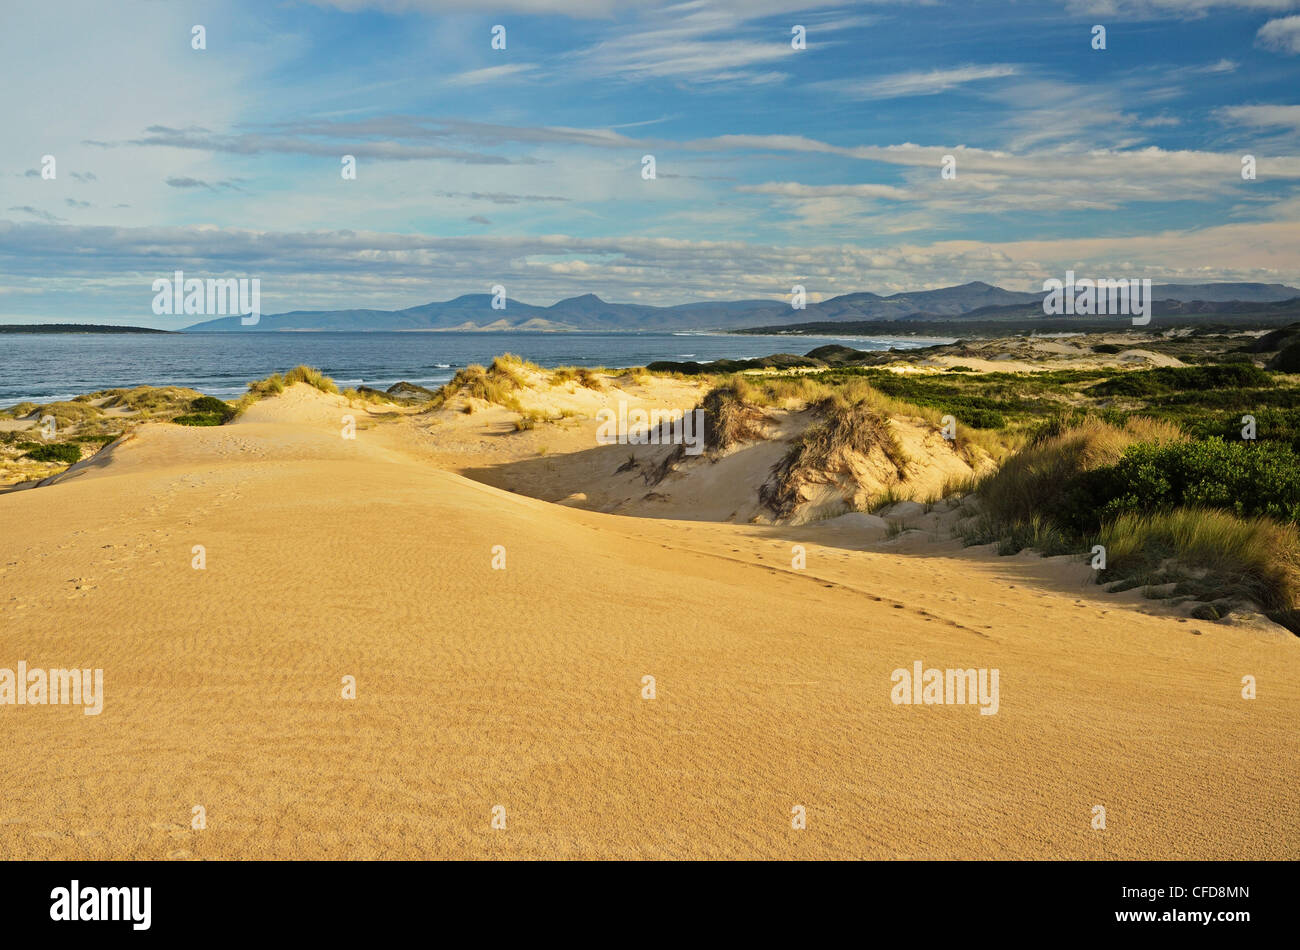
0,323 -> 169,333
181,281 -> 1300,332
736,297 -> 1300,337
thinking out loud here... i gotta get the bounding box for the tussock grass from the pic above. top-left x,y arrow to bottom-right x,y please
283,365 -> 339,394
343,387 -> 398,406
248,373 -> 285,396
1100,508 -> 1300,624
233,366 -> 338,415
511,407 -> 579,431
235,373 -> 284,414
958,511 -> 1074,556
617,368 -> 651,387
1,402 -> 39,419
940,472 -> 978,498
94,386 -> 204,413
975,416 -> 1184,533
28,400 -> 104,426
701,373 -> 1017,462
760,394 -> 909,520
960,415 -> 1300,631
869,484 -> 909,513
427,357 -> 532,411
550,366 -> 606,390
513,409 -> 546,431
700,381 -> 770,452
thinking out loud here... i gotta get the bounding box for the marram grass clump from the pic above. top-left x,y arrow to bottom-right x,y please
235,366 -> 338,414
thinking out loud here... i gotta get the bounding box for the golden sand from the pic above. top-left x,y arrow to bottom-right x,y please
1,383 -> 1296,858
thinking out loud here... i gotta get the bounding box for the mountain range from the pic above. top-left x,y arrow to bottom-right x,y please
182,281 -> 1300,332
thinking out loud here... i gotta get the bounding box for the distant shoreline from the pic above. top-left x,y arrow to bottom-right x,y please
0,324 -> 170,334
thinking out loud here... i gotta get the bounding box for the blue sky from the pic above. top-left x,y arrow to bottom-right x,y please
2,0 -> 1299,326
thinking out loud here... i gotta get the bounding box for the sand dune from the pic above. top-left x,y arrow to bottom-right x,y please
1,384 -> 1296,858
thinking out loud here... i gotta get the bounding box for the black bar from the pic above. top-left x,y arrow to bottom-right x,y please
0,860 -> 1284,937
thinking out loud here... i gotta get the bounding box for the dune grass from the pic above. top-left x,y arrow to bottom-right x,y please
700,380 -> 770,452
234,366 -> 338,414
549,366 -> 606,390
426,355 -> 537,412
342,387 -> 400,406
698,373 -> 1016,465
283,365 -> 339,394
956,413 -> 1300,629
759,393 -> 911,520
92,386 -> 204,414
26,400 -> 104,427
973,416 -> 1184,536
1099,508 -> 1300,622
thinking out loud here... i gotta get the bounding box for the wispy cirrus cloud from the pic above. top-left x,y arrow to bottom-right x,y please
737,182 -> 914,200
816,64 -> 1019,100
434,190 -> 570,203
1216,103 -> 1300,133
85,124 -> 537,165
446,63 -> 540,86
165,176 -> 249,192
572,0 -> 856,84
1066,0 -> 1300,17
6,207 -> 64,224
302,0 -> 622,14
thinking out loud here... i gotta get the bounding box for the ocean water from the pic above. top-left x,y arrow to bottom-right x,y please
0,331 -> 950,406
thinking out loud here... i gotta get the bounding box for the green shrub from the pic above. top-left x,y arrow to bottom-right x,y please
175,396 -> 234,426
173,413 -> 227,426
956,407 -> 1006,430
23,443 -> 82,464
1088,438 -> 1300,524
975,417 -> 1184,537
1086,364 -> 1271,398
189,395 -> 234,415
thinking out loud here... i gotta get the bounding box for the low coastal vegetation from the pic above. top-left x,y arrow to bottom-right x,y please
681,340 -> 1300,632
174,395 -> 237,426
6,332 -> 1300,632
427,356 -> 529,412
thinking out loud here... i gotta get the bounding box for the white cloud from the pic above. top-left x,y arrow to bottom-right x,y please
817,65 -> 1019,100
3,215 -> 1298,325
571,0 -> 861,83
737,182 -> 914,200
302,0 -> 625,15
1216,104 -> 1300,130
1067,1 -> 1300,17
446,63 -> 540,85
1257,14 -> 1300,52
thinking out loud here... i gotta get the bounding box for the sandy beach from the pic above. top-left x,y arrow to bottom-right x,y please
1,372 -> 1296,860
